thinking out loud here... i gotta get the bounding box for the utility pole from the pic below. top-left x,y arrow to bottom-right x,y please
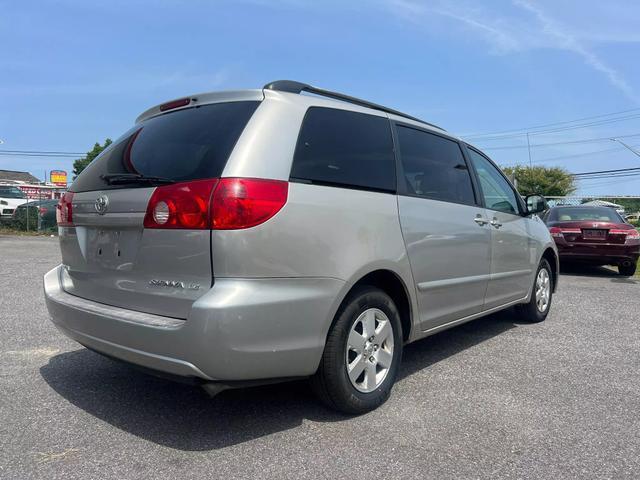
526,132 -> 532,168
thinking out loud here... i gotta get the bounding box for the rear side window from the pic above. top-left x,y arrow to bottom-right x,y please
71,101 -> 260,192
290,107 -> 396,192
396,126 -> 475,205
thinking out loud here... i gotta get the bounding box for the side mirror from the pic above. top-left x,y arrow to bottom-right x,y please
525,194 -> 547,215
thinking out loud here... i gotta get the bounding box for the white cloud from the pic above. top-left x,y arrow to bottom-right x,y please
513,0 -> 637,102
384,0 -> 638,102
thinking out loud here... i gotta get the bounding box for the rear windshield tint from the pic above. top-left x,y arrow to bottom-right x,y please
71,101 -> 260,192
548,207 -> 623,223
290,107 -> 396,192
0,186 -> 27,199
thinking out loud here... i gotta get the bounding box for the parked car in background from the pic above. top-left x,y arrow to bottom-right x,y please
625,212 -> 640,224
12,199 -> 58,230
543,206 -> 639,276
0,185 -> 28,221
44,80 -> 558,414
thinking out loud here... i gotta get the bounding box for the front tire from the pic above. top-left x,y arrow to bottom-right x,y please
516,258 -> 553,323
311,286 -> 403,414
619,261 -> 637,277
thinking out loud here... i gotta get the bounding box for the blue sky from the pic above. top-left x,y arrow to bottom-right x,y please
1,0 -> 640,195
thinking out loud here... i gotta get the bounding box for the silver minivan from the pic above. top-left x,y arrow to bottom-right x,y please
44,81 -> 558,413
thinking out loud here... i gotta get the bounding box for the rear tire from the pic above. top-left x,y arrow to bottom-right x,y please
311,286 -> 403,414
516,258 -> 553,323
619,262 -> 637,277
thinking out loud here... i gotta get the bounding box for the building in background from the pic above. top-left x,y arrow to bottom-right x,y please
0,169 -> 67,200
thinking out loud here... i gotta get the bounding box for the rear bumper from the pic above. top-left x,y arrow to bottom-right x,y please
44,265 -> 344,381
556,243 -> 639,264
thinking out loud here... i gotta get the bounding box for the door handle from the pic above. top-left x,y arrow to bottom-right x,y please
474,215 -> 489,226
490,218 -> 502,228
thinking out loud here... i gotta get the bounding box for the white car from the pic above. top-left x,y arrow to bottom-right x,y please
0,185 -> 28,219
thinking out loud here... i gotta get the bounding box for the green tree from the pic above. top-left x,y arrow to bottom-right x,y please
72,138 -> 113,178
501,165 -> 576,196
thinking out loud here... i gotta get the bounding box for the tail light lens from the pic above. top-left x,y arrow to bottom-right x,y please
144,179 -> 218,229
549,227 -> 582,238
611,228 -> 640,243
143,178 -> 288,230
56,192 -> 74,226
549,227 -> 563,238
211,178 -> 288,230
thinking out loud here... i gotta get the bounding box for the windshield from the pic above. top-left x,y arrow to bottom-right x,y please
71,101 -> 260,192
549,207 -> 624,223
0,186 -> 27,199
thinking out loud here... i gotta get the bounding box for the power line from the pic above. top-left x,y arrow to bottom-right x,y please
0,149 -> 84,155
0,152 -> 80,158
462,107 -> 640,139
468,114 -> 640,142
573,166 -> 640,177
480,132 -> 640,151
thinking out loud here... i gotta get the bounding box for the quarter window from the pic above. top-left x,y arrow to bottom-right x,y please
291,107 -> 396,192
395,126 -> 475,205
467,149 -> 520,215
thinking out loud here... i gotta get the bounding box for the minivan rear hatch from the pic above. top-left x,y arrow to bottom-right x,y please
59,99 -> 260,318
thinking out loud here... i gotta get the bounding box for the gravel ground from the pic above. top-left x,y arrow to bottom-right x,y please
1,235 -> 639,479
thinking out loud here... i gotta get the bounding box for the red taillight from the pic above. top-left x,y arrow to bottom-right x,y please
56,192 -> 74,226
144,179 -> 218,229
549,226 -> 563,238
611,228 -> 640,243
211,178 -> 288,230
39,207 -> 48,216
549,227 -> 581,238
143,178 -> 288,230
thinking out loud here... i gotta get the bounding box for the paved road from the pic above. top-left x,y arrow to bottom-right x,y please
1,235 -> 639,479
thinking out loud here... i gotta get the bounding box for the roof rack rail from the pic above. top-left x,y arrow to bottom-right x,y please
263,80 -> 445,131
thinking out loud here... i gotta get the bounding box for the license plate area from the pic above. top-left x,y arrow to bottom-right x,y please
582,229 -> 607,240
87,228 -> 142,270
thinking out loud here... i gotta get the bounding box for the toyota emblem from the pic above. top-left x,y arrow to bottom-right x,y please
95,195 -> 109,214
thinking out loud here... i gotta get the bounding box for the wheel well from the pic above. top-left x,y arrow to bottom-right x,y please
352,270 -> 412,342
542,248 -> 558,291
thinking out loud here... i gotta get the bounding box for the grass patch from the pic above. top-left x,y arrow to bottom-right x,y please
0,225 -> 57,236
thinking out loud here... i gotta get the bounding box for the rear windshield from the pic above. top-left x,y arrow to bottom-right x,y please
0,186 -> 27,199
71,101 -> 260,192
548,207 -> 623,223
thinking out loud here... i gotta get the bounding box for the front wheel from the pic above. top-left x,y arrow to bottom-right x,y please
311,286 -> 403,414
619,261 -> 637,277
516,258 -> 553,323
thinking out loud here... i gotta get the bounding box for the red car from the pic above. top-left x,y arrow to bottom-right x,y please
543,206 -> 639,276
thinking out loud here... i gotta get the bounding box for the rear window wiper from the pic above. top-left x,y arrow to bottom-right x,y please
100,173 -> 175,186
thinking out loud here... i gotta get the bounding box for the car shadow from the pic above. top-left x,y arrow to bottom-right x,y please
560,263 -> 638,283
40,311 -> 518,451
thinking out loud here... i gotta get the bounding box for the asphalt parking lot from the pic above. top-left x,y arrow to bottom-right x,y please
1,235 -> 639,479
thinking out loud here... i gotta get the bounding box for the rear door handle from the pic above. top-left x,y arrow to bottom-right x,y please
474,215 -> 489,226
490,218 -> 502,228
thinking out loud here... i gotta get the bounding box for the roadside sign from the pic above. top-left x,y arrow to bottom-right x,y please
50,170 -> 68,186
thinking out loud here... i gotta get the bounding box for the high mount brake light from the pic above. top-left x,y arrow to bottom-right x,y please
159,98 -> 191,112
143,178 -> 288,230
56,192 -> 74,226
